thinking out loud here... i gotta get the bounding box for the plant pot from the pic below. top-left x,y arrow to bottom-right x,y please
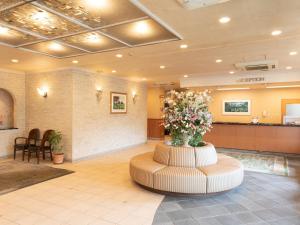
52,153 -> 64,164
182,134 -> 192,147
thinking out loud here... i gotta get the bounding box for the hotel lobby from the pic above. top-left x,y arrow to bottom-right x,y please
0,0 -> 300,225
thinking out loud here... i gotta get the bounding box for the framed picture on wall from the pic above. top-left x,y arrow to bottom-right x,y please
222,100 -> 251,115
110,92 -> 127,114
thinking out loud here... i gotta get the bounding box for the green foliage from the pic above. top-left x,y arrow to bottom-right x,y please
170,130 -> 184,146
49,130 -> 64,154
188,132 -> 206,147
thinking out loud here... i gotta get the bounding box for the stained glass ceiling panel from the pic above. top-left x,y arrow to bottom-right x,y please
0,25 -> 41,46
22,40 -> 86,57
0,3 -> 85,38
101,19 -> 178,46
36,0 -> 148,28
0,0 -> 27,11
62,31 -> 125,52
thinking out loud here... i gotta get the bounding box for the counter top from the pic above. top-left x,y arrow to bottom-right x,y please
0,128 -> 18,131
213,122 -> 300,127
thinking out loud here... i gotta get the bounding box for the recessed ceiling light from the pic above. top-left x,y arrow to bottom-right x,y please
11,59 -> 19,63
112,70 -> 117,73
216,59 -> 222,63
72,60 -> 79,64
48,42 -> 64,51
219,16 -> 231,24
141,78 -> 147,81
229,71 -> 235,74
286,66 -> 292,70
86,33 -> 101,43
289,51 -> 298,56
85,0 -> 108,9
180,44 -> 188,49
0,26 -> 9,35
133,21 -> 151,35
116,54 -> 123,58
217,87 -> 250,91
160,65 -> 166,69
183,74 -> 189,78
271,30 -> 282,36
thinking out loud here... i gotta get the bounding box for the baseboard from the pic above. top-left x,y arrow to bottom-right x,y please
70,141 -> 147,162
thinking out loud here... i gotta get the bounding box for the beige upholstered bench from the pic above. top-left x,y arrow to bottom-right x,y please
130,143 -> 244,194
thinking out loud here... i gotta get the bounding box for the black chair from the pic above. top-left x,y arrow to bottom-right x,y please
14,129 -> 40,160
28,130 -> 54,164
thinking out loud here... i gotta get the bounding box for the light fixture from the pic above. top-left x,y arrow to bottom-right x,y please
289,51 -> 298,56
72,60 -> 79,64
217,87 -> 250,91
86,33 -> 101,43
48,42 -> 64,51
116,54 -> 123,58
160,65 -> 166,69
133,21 -> 151,35
180,44 -> 188,49
0,26 -> 9,35
183,74 -> 189,78
219,16 -> 231,24
286,66 -> 293,70
229,71 -> 235,74
37,86 -> 48,97
141,78 -> 147,81
85,0 -> 108,9
266,85 -> 300,89
271,30 -> 282,36
132,91 -> 138,104
11,59 -> 19,63
96,86 -> 103,100
112,70 -> 117,73
216,59 -> 222,63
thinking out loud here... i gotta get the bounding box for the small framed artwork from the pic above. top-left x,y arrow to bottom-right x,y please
110,92 -> 127,114
222,100 -> 251,115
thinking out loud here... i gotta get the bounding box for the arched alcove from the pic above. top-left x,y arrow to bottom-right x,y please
0,88 -> 14,129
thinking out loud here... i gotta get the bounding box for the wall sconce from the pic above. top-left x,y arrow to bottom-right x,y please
96,86 -> 103,100
132,91 -> 138,104
37,87 -> 48,98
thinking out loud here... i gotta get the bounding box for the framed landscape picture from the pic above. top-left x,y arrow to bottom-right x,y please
222,100 -> 251,115
110,92 -> 127,114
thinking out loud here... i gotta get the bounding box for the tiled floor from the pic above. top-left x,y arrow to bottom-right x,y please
1,142 -> 300,225
152,156 -> 300,225
0,141 -> 164,225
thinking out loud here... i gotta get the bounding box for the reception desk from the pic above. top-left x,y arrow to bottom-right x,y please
204,122 -> 300,154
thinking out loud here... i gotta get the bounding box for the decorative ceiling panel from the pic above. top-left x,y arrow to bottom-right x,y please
22,40 -> 86,57
0,0 -> 181,58
0,0 -> 27,11
36,0 -> 148,28
61,31 -> 125,52
0,3 -> 85,38
0,25 -> 41,46
101,19 -> 178,46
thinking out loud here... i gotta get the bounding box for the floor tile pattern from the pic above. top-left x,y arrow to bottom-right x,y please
152,156 -> 300,225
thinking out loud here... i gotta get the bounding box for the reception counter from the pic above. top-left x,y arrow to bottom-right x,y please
204,122 -> 300,154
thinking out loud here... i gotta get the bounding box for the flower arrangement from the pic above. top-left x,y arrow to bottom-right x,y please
163,90 -> 212,147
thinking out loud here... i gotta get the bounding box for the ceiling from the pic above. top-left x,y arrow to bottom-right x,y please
0,0 -> 300,86
0,0 -> 180,58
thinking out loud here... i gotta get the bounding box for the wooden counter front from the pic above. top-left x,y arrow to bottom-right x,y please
147,119 -> 164,139
204,124 -> 300,154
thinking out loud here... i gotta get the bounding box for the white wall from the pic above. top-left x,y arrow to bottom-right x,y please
0,70 -> 26,157
25,68 -> 147,161
72,70 -> 147,160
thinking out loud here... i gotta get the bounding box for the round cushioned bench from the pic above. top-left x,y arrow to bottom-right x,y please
130,143 -> 244,194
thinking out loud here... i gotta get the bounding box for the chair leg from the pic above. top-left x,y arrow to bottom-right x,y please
50,150 -> 53,161
37,150 -> 40,164
43,150 -> 45,160
28,150 -> 31,162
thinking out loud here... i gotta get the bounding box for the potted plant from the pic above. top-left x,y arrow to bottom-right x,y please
163,90 -> 212,147
49,130 -> 64,164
